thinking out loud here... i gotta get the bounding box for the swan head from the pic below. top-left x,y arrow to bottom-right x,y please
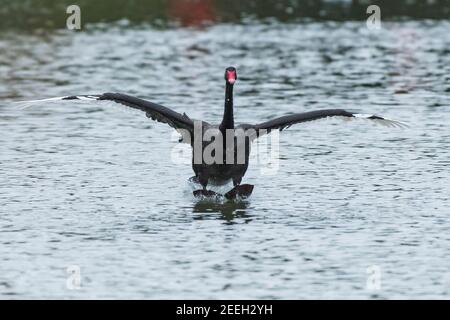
225,67 -> 237,85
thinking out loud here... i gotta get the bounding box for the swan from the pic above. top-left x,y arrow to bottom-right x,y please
16,67 -> 406,199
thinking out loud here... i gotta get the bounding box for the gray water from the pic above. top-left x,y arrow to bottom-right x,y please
1,20 -> 450,299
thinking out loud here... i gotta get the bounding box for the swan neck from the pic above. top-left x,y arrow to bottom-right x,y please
221,82 -> 234,130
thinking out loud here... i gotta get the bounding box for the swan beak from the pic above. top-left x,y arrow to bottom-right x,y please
225,69 -> 237,85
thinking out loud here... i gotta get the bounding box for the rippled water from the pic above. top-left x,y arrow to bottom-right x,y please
1,20 -> 450,299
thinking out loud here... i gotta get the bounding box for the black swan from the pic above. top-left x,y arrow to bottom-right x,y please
17,67 -> 405,199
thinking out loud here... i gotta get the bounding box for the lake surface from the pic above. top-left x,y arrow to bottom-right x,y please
1,20 -> 449,299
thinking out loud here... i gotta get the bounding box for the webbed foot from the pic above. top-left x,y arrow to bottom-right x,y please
224,184 -> 254,200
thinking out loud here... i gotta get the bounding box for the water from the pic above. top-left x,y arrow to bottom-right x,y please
1,20 -> 450,299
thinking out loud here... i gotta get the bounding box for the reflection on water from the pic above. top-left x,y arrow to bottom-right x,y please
193,199 -> 252,224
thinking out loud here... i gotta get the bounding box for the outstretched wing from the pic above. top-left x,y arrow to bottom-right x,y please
16,93 -> 197,134
241,109 -> 407,140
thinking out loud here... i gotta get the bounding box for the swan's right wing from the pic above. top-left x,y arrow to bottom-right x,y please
16,92 -> 197,135
241,109 -> 407,141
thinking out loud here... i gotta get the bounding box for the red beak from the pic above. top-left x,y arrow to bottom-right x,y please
226,70 -> 236,84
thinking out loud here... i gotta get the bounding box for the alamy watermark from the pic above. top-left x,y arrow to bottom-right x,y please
66,5 -> 81,30
366,265 -> 381,291
366,5 -> 382,30
170,121 -> 280,175
66,265 -> 81,290
66,4 -> 381,31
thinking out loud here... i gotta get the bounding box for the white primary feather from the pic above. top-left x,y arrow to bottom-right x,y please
352,113 -> 408,128
13,96 -> 69,109
13,95 -> 101,110
13,95 -> 145,117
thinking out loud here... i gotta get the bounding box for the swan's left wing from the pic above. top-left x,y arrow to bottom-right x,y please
241,109 -> 407,140
15,93 -> 196,135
